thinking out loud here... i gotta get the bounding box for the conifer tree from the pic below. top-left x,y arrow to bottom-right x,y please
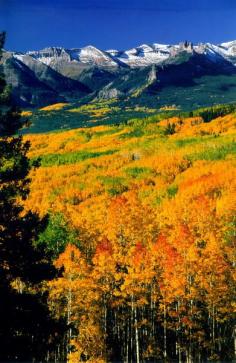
0,32 -> 63,362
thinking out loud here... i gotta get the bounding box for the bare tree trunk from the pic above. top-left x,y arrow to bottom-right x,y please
130,307 -> 133,363
134,305 -> 140,363
126,319 -> 129,363
177,300 -> 182,363
234,326 -> 236,359
131,297 -> 140,363
164,301 -> 167,360
212,304 -> 215,351
189,298 -> 193,363
179,345 -> 182,363
67,283 -> 72,361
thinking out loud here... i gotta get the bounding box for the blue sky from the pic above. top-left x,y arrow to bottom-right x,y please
0,0 -> 236,51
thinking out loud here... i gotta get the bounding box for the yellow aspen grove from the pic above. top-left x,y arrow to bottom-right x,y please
26,109 -> 235,362
48,244 -> 106,362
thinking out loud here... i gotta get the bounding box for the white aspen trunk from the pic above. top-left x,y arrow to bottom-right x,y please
126,320 -> 129,363
187,349 -> 193,363
212,304 -> 215,349
150,283 -> 155,340
178,300 -> 182,363
67,282 -> 72,361
186,349 -> 189,363
210,302 -> 215,358
179,346 -> 182,363
218,324 -> 221,353
189,299 -> 193,363
164,301 -> 167,360
234,326 -> 236,358
57,345 -> 60,363
198,346 -> 201,363
104,302 -> 107,335
175,302 -> 178,358
134,305 -> 140,363
130,306 -> 133,363
103,301 -> 107,359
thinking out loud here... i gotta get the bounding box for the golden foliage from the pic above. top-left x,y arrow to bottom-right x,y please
21,110 -> 33,117
39,103 -> 68,111
24,111 -> 236,361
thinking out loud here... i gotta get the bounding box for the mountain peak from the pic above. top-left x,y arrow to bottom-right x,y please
220,40 -> 236,48
11,40 -> 236,69
3,39 -> 236,109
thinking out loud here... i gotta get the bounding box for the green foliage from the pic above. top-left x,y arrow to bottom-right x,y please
224,216 -> 236,246
120,127 -> 145,139
191,103 -> 236,123
37,212 -> 78,258
21,85 -> 236,135
125,166 -> 154,179
0,32 -> 62,362
175,137 -> 211,147
24,99 -> 162,134
92,127 -> 121,138
32,149 -> 117,167
164,122 -> 176,135
167,185 -> 178,198
98,175 -> 128,196
187,142 -> 236,161
0,33 -> 25,136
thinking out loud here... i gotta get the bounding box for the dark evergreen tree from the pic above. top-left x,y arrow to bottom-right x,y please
0,32 -> 65,362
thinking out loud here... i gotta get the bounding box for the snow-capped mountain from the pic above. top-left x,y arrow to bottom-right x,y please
14,40 -> 236,69
193,41 -> 236,65
2,40 -> 236,107
26,45 -> 119,68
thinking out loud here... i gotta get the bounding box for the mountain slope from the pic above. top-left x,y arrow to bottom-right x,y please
2,51 -> 92,107
97,52 -> 236,100
2,53 -> 61,107
2,40 -> 236,108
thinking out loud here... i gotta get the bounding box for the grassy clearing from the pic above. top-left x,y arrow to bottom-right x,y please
187,142 -> 236,161
125,166 -> 155,179
33,149 -> 117,167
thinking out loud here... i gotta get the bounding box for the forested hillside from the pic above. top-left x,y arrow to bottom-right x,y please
1,3 -> 236,361
21,110 -> 236,362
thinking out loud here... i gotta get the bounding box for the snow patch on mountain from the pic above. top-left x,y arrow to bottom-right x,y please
12,40 -> 236,69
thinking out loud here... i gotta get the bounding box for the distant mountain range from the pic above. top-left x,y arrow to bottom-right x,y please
2,41 -> 236,108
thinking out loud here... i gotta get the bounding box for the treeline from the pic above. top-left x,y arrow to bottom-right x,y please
122,102 -> 236,133
190,103 -> 236,122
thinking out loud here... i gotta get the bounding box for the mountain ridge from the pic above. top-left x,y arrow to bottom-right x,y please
10,40 -> 236,67
2,40 -> 236,108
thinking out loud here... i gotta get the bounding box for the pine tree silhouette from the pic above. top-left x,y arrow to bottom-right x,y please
0,32 -> 64,362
